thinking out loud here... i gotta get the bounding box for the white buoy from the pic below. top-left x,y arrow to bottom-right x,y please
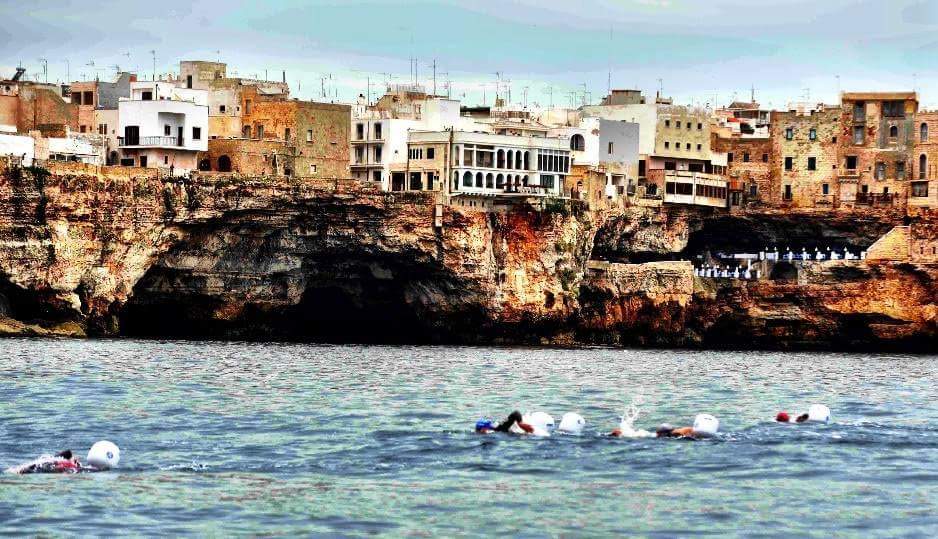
558,412 -> 586,435
524,412 -> 555,431
86,441 -> 120,469
807,404 -> 831,423
693,414 -> 720,437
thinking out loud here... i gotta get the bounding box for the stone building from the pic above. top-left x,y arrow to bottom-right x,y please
770,104 -> 841,208
0,68 -> 76,136
711,130 -> 772,207
70,72 -> 135,164
179,61 -> 290,139
240,85 -> 350,178
198,138 -> 293,175
838,92 -> 918,208
911,110 -> 938,208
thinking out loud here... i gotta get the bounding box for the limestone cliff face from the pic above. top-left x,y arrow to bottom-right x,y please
0,163 -> 935,350
0,163 -> 592,343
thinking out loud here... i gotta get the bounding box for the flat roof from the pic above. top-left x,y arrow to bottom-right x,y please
841,91 -> 918,101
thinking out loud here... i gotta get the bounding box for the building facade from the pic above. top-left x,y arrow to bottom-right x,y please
117,81 -> 209,170
771,105 -> 841,208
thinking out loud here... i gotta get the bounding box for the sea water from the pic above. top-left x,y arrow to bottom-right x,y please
0,339 -> 935,536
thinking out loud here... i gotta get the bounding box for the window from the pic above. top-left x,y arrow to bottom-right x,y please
832,136 -> 837,143
356,123 -> 364,140
164,156 -> 169,164
676,121 -> 681,128
256,125 -> 264,138
306,130 -> 313,143
664,161 -> 677,171
570,134 -> 585,151
220,105 -> 226,113
743,152 -> 750,163
243,125 -> 251,138
853,126 -> 864,145
374,123 -> 382,139
762,153 -> 768,163
186,75 -> 193,89
862,184 -> 869,194
809,128 -> 817,141
244,99 -> 252,114
920,154 -> 927,179
686,122 -> 691,130
807,157 -> 817,171
875,162 -> 886,180
785,127 -> 793,140
921,123 -> 929,142
728,152 -> 734,163
284,128 -> 290,141
889,125 -> 898,138
896,161 -> 905,180
354,147 -> 364,163
846,156 -> 858,170
372,170 -> 381,182
784,185 -> 792,200
427,147 -> 435,159
853,102 -> 865,121
697,144 -> 702,151
882,100 -> 904,118
785,157 -> 793,171
665,120 -> 670,128
822,183 -> 829,195
697,123 -> 703,130
192,127 -> 201,140
374,146 -> 382,163
79,126 -> 86,133
309,164 -> 317,174
686,143 -> 690,150
749,184 -> 757,197
912,181 -> 929,197
608,142 -> 614,154
665,142 -> 670,149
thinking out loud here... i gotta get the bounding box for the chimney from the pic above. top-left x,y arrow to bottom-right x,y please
282,70 -> 286,84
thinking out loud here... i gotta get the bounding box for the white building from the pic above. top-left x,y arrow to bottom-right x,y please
406,130 -> 570,199
118,81 -> 209,171
548,117 -> 640,199
0,132 -> 35,165
351,92 -> 469,190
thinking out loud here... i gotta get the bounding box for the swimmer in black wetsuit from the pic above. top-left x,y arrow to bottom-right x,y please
6,450 -> 82,474
475,411 -> 535,434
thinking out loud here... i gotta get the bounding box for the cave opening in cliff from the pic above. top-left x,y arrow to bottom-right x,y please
118,240 -> 485,343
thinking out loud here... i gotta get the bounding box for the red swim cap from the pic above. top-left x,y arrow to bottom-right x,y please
776,412 -> 790,423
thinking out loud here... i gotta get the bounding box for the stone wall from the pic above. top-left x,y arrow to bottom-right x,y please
771,107 -> 840,208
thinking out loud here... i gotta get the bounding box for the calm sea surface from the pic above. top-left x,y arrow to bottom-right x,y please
0,339 -> 935,537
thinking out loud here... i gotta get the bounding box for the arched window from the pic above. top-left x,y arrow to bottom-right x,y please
920,154 -> 927,180
496,149 -> 505,169
463,171 -> 473,187
198,158 -> 211,171
515,151 -> 522,169
524,151 -> 530,170
453,146 -> 460,165
453,171 -> 460,191
922,123 -> 929,143
485,173 -> 494,189
570,134 -> 585,151
496,174 -> 505,188
506,150 -> 514,170
522,175 -> 529,186
242,125 -> 251,138
889,125 -> 899,138
475,172 -> 483,188
217,155 -> 232,172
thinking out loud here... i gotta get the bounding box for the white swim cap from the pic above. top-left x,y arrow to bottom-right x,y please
558,412 -> 586,435
693,414 -> 720,437
807,404 -> 831,423
86,441 -> 120,469
524,412 -> 555,431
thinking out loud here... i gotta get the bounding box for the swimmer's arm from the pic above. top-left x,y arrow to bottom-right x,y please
671,427 -> 696,438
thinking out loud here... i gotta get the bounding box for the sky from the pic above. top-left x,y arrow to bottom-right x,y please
2,0 -> 938,109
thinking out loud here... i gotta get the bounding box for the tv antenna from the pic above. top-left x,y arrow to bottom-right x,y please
37,58 -> 48,83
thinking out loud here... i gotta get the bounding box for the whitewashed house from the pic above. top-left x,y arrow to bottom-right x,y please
118,81 -> 208,171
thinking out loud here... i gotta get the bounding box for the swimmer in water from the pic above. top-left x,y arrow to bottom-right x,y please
6,450 -> 82,474
5,441 -> 121,475
615,414 -> 719,440
776,411 -> 809,423
475,411 -> 535,435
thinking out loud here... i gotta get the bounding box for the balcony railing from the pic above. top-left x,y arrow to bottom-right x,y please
118,136 -> 184,147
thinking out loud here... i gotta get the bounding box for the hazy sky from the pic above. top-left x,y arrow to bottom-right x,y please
2,0 -> 938,109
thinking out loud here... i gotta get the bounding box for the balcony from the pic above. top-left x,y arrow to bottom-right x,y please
855,192 -> 897,206
119,136 -> 184,148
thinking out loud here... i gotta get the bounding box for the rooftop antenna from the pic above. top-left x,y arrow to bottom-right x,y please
522,86 -> 529,108
428,59 -> 437,96
545,85 -> 554,108
85,60 -> 97,81
657,78 -> 663,97
37,58 -> 48,83
65,59 -> 70,83
149,50 -> 156,81
750,84 -> 756,103
607,26 -> 613,96
215,50 -> 221,62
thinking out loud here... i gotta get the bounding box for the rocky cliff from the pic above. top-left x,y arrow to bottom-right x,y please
0,162 -> 935,350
